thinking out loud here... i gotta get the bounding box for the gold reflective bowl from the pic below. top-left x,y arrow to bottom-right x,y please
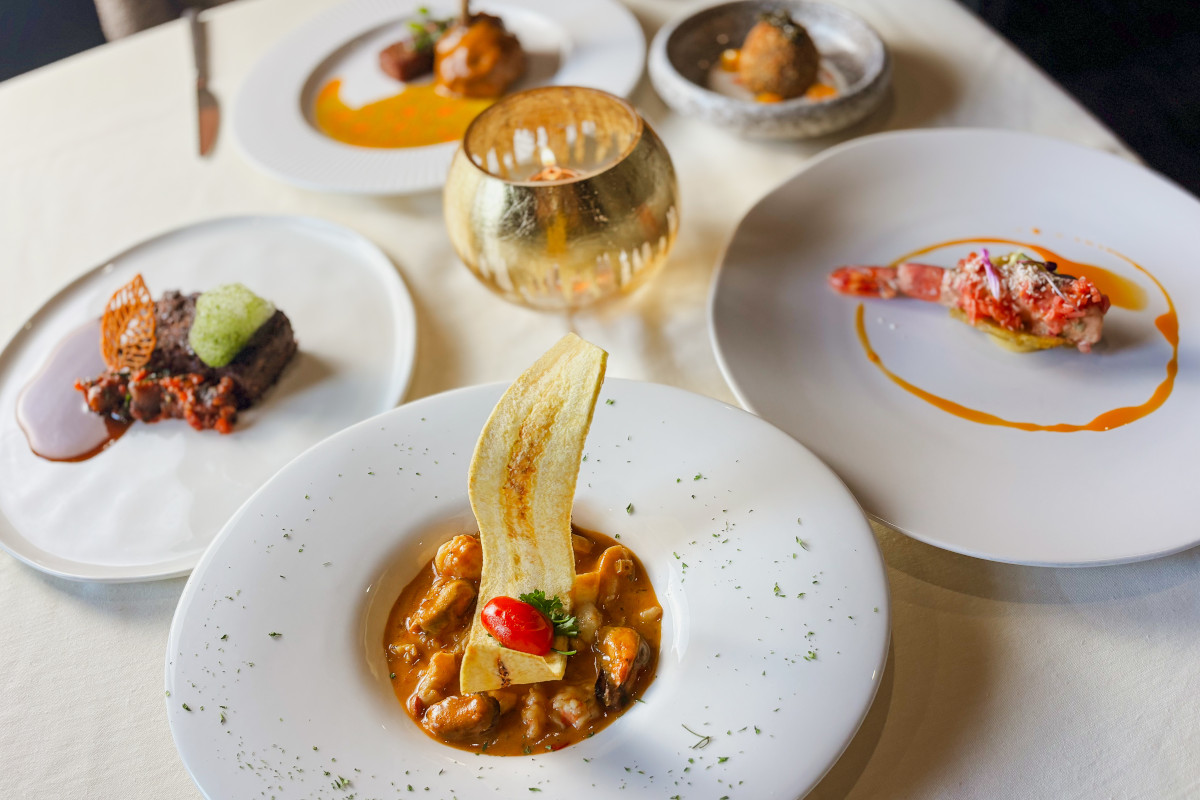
444,86 -> 679,310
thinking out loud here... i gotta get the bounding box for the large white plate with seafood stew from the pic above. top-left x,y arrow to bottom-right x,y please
0,216 -> 416,581
234,0 -> 645,194
710,129 -> 1200,566
165,379 -> 889,799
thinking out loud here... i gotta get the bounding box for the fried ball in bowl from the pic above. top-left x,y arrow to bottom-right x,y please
739,10 -> 820,99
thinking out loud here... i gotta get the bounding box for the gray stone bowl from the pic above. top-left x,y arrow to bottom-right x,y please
649,1 -> 890,139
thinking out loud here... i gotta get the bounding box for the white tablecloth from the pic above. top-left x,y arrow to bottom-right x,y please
2,0 -> 1197,797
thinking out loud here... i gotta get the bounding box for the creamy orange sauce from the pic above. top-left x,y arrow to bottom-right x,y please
313,78 -> 493,149
385,526 -> 659,756
854,236 -> 1179,432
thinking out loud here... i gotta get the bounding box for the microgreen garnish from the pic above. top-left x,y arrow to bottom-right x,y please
518,590 -> 580,637
407,8 -> 452,53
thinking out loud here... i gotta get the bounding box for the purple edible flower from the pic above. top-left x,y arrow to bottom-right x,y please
980,248 -> 1002,298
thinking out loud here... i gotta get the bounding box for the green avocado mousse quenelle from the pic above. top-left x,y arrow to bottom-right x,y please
188,283 -> 278,368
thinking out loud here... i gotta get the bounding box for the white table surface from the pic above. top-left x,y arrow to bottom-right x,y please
1,0 -> 1197,797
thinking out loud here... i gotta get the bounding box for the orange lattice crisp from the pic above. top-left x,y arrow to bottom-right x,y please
101,273 -> 157,372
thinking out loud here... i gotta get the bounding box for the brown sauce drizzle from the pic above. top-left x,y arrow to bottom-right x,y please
16,319 -> 129,461
854,236 -> 1179,433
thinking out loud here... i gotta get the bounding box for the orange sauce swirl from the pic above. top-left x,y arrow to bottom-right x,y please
854,237 -> 1178,433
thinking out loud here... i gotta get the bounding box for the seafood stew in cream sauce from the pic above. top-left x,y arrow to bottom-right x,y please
384,526 -> 660,755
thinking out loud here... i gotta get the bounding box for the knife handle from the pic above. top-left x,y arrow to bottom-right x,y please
183,8 -> 209,87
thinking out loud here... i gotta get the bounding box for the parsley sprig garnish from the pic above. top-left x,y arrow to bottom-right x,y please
518,590 -> 580,638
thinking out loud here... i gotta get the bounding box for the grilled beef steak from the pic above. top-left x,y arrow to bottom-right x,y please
77,291 -> 297,432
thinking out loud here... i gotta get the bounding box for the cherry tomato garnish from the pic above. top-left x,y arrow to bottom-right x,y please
480,596 -> 553,655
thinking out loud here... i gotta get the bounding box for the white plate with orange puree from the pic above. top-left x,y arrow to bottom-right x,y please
166,378 -> 890,800
234,0 -> 645,194
710,129 -> 1200,566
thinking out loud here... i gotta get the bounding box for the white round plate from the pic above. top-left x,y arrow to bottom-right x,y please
234,0 -> 646,195
710,128 -> 1200,566
0,216 -> 416,581
166,379 -> 889,799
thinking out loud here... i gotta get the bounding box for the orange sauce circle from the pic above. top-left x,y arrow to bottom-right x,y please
854,237 -> 1179,433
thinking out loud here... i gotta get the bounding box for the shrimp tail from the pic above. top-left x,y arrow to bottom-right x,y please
828,263 -> 946,303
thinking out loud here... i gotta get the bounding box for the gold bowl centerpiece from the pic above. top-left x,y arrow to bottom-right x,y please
444,86 -> 679,309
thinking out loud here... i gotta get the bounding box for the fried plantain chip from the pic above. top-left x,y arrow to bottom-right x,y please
459,333 -> 607,693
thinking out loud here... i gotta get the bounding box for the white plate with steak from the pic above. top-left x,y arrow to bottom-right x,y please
0,215 -> 416,581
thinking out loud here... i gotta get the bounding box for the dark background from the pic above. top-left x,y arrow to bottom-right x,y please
1,0 -> 1197,197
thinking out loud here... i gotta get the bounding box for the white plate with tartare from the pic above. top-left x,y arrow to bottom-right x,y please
710,128 -> 1200,566
165,378 -> 890,799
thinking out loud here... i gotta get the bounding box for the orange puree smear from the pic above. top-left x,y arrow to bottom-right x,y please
804,82 -> 838,101
313,79 -> 493,149
753,83 -> 838,104
854,236 -> 1178,433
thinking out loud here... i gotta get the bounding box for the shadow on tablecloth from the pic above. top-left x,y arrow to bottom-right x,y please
806,522 -> 1200,798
